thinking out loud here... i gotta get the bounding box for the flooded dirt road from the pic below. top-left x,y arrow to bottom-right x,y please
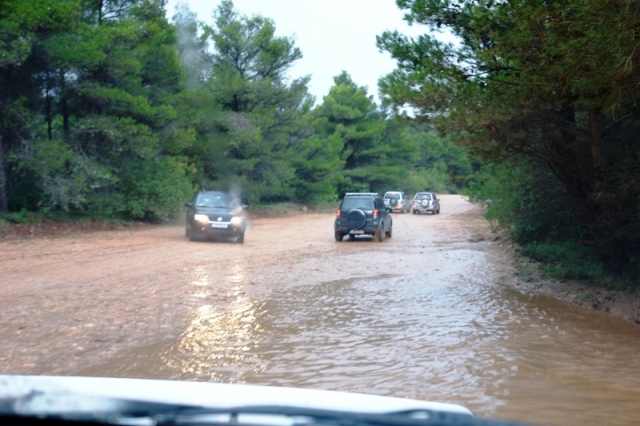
2,195 -> 640,425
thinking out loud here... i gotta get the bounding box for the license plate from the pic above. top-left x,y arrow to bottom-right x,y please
211,223 -> 228,228
350,230 -> 364,234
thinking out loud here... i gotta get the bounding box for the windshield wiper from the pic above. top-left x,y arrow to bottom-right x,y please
0,393 -> 524,426
151,405 -> 483,426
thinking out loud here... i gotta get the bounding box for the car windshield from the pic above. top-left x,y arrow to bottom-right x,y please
196,193 -> 233,208
5,1 -> 638,425
341,198 -> 373,210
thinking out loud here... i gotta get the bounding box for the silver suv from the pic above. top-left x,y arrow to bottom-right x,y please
383,191 -> 411,213
412,192 -> 440,215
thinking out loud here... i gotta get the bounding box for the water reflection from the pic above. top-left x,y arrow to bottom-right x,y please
168,248 -> 640,426
191,266 -> 211,299
74,243 -> 640,426
161,262 -> 268,382
240,268 -> 518,413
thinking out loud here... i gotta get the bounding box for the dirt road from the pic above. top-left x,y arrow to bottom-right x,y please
0,195 -> 486,374
3,195 -> 640,426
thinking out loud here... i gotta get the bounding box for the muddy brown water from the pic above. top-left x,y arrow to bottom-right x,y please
2,195 -> 640,426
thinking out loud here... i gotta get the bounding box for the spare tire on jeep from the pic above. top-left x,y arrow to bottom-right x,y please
389,197 -> 398,207
346,209 -> 366,229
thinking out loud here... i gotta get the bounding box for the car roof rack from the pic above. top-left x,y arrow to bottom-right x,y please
344,192 -> 378,196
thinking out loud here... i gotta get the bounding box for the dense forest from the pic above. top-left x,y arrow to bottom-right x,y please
376,0 -> 640,279
3,0 -> 640,281
0,0 -> 470,220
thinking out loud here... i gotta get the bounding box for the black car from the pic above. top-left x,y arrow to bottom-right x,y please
334,193 -> 392,242
185,190 -> 247,243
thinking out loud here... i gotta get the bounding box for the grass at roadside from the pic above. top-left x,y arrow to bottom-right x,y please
508,243 -> 640,324
0,209 -> 155,239
0,201 -> 339,240
517,240 -> 640,292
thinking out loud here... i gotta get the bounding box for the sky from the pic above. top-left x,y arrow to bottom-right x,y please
163,0 -> 432,104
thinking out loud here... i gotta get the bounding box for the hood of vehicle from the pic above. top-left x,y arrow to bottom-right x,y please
0,375 -> 472,417
193,206 -> 233,214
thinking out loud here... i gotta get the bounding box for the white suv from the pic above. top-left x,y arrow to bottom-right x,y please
383,191 -> 411,213
412,192 -> 440,215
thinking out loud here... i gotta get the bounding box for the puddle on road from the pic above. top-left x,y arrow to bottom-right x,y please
76,244 -> 640,426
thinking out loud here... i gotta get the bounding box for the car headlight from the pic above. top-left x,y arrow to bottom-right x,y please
230,216 -> 244,225
194,214 -> 209,223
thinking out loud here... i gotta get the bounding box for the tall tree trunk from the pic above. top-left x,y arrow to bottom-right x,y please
546,106 -> 630,272
0,134 -> 7,212
46,71 -> 53,140
60,68 -> 69,140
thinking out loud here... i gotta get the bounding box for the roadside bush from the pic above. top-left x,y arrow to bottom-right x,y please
6,177 -> 43,212
519,239 -> 640,291
466,159 -> 587,242
1,209 -> 33,224
521,241 -> 602,281
123,156 -> 195,221
464,159 -> 637,284
405,163 -> 452,194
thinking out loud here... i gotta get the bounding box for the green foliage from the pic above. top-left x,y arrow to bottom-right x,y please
0,0 -> 81,212
462,157 -> 640,284
400,125 -> 473,194
313,71 -> 406,196
291,125 -> 344,203
1,208 -> 31,224
521,241 -> 602,282
405,163 -> 450,194
195,0 -> 312,203
464,162 -> 518,229
0,0 -> 78,67
124,156 -> 195,221
0,0 -> 475,226
465,158 -> 588,241
379,0 -> 640,273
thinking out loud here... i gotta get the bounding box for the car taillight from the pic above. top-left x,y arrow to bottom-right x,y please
373,209 -> 379,219
336,209 -> 341,219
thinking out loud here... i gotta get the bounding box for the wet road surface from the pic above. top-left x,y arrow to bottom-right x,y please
2,195 -> 640,425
